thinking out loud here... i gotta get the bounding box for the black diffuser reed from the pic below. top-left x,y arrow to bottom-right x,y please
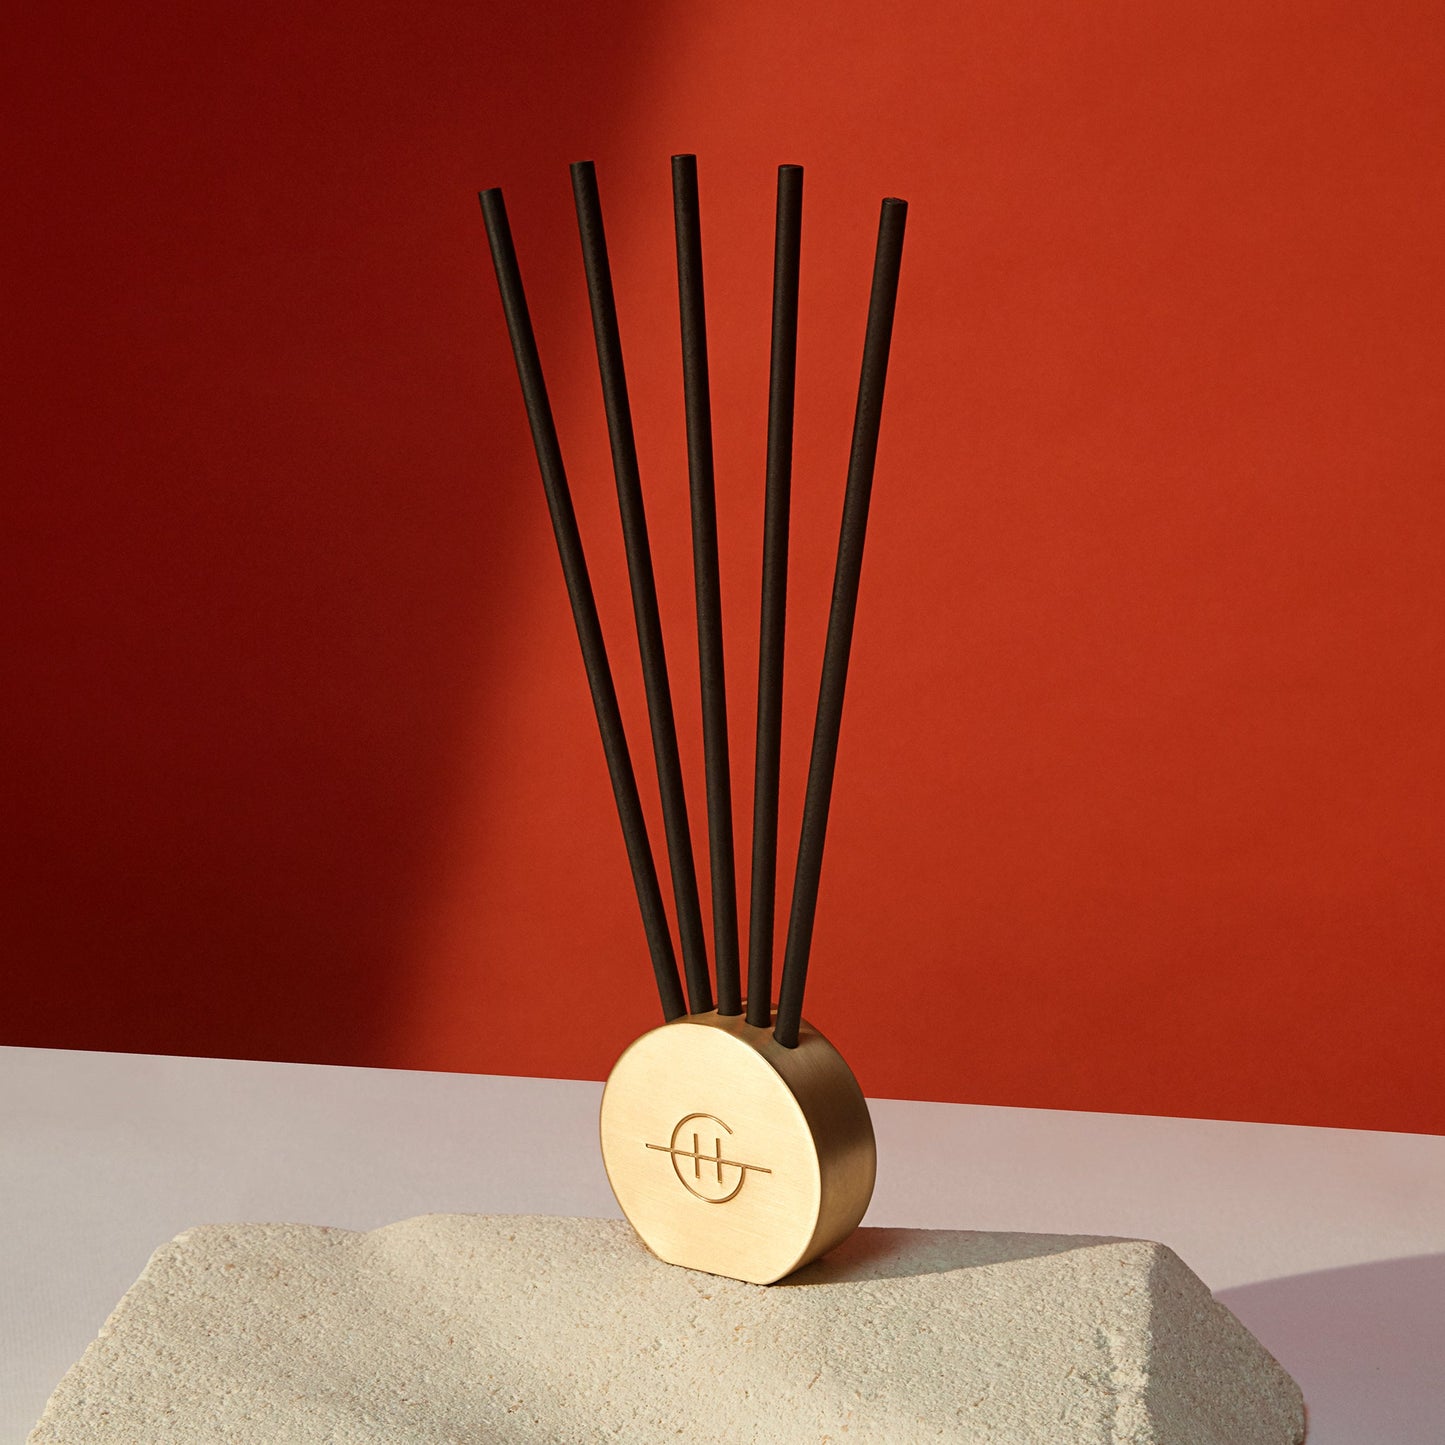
746,162 -> 803,1031
478,187 -> 686,1022
482,161 -> 906,1045
772,195 -> 907,1047
673,154 -> 742,1019
570,161 -> 713,1016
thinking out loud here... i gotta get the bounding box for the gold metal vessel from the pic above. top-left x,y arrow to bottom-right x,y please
600,1011 -> 876,1284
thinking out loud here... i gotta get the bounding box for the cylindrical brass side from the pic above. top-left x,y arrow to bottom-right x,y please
599,1010 -> 876,1284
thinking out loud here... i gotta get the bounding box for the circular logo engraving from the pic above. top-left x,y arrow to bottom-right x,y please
645,1112 -> 773,1203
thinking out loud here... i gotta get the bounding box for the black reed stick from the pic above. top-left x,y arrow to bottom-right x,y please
774,197 -> 907,1048
672,153 -> 741,1016
571,161 -> 713,1016
746,164 -> 803,1030
479,186 -> 687,1022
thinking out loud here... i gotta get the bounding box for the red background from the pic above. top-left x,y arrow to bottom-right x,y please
5,2 -> 1442,1133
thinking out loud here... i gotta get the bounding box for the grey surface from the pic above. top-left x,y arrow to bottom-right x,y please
3,1046 -> 1444,1442
30,1216 -> 1304,1444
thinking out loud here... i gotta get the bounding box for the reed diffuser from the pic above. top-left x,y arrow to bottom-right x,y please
481,157 -> 906,1283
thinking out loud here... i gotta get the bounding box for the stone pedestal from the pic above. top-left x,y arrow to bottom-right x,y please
31,1214 -> 1305,1443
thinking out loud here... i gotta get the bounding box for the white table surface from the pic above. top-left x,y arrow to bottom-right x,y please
2,1045 -> 1441,1443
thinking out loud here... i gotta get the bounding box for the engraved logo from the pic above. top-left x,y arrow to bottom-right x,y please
645,1113 -> 772,1203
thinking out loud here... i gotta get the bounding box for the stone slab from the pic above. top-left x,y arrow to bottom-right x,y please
30,1214 -> 1305,1443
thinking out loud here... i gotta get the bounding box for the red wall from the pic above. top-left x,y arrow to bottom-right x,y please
6,2 -> 1443,1134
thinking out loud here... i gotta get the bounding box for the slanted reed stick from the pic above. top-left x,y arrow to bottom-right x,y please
774,198 -> 908,1049
572,160 -> 713,1015
479,187 -> 687,1021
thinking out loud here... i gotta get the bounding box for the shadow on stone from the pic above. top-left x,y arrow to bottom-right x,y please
783,1225 -> 1124,1284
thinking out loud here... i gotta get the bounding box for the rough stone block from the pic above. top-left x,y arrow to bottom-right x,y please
31,1214 -> 1305,1442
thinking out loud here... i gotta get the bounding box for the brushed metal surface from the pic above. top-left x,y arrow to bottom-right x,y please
599,1011 -> 876,1283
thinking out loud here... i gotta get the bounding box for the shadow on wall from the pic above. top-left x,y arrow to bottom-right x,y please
1218,1254 -> 1445,1445
3,1 -> 662,1068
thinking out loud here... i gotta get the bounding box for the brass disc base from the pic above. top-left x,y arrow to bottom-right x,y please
599,1010 -> 876,1284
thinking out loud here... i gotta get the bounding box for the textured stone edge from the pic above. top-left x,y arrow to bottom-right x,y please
1146,1243 -> 1307,1445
